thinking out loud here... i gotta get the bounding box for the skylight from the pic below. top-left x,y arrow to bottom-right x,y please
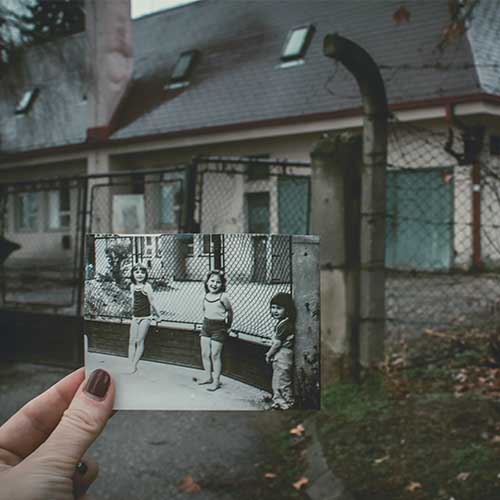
281,25 -> 315,62
167,50 -> 199,88
15,88 -> 39,115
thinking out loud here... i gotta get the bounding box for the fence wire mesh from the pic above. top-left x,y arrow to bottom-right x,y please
386,118 -> 500,339
84,233 -> 292,343
0,177 -> 85,312
194,158 -> 311,235
89,167 -> 189,234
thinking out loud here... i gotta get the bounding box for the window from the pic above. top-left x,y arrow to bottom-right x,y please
280,25 -> 315,62
16,192 -> 39,230
143,236 -> 155,258
166,50 -> 199,89
490,135 -> 500,156
47,185 -> 71,230
160,172 -> 185,227
203,234 -> 212,254
245,155 -> 271,180
247,192 -> 270,233
131,174 -> 145,194
15,88 -> 39,115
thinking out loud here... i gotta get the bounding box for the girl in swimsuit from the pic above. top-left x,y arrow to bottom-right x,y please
198,270 -> 233,391
128,263 -> 160,373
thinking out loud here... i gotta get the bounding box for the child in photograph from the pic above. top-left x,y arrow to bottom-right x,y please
128,262 -> 161,373
198,270 -> 233,392
265,292 -> 296,410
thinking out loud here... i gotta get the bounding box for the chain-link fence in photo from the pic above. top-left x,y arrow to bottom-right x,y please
84,233 -> 292,343
386,119 -> 500,339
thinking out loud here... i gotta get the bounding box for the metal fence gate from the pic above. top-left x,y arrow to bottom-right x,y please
0,177 -> 87,366
0,156 -> 311,366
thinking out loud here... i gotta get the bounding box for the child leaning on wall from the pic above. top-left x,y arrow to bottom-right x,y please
265,292 -> 296,410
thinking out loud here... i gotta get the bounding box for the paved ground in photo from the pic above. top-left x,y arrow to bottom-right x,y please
0,362 -> 285,500
86,351 -> 271,410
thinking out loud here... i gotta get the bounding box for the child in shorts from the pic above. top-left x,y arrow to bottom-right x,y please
198,270 -> 233,392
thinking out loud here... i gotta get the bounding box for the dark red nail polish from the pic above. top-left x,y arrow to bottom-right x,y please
85,369 -> 110,399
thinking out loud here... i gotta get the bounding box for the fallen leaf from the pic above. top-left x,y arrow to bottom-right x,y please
492,435 -> 500,444
457,472 -> 470,481
374,455 -> 390,465
406,481 -> 422,492
178,475 -> 201,493
392,356 -> 405,367
292,477 -> 309,490
393,5 -> 411,24
290,423 -> 305,437
264,472 -> 277,479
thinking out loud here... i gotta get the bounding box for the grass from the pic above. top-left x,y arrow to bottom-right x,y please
316,329 -> 500,500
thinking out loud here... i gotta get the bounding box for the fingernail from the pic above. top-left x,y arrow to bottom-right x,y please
76,461 -> 88,475
85,369 -> 110,399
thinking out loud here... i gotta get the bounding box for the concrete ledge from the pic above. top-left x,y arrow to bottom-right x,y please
304,417 -> 355,500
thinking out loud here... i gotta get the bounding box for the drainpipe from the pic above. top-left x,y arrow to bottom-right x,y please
323,34 -> 388,368
471,154 -> 482,270
445,103 -> 483,270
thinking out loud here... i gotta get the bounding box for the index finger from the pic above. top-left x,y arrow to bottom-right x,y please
0,368 -> 85,460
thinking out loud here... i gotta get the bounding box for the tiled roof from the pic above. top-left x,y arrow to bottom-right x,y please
1,0 -> 499,155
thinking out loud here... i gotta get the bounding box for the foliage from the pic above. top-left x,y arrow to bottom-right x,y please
84,279 -> 131,318
104,241 -> 132,288
20,0 -> 84,44
0,0 -> 83,69
316,329 -> 500,500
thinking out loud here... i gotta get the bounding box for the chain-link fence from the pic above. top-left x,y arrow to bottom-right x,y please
194,157 -> 311,235
386,118 -> 500,339
0,177 -> 86,312
0,158 -> 308,320
84,233 -> 292,343
89,166 -> 192,234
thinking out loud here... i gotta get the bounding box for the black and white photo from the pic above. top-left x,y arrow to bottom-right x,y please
84,232 -> 320,410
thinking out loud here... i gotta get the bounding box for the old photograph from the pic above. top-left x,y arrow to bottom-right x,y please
84,232 -> 320,410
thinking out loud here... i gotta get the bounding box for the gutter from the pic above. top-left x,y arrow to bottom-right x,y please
1,92 -> 500,166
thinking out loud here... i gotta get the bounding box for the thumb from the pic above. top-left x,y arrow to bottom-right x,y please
28,369 -> 114,476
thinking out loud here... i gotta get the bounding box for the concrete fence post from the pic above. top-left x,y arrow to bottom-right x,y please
292,235 -> 320,409
310,134 -> 362,384
323,34 -> 388,371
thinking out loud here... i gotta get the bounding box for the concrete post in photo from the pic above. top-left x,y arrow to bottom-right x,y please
292,235 -> 320,409
323,34 -> 388,370
310,134 -> 362,384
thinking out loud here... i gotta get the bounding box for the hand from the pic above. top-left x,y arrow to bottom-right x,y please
0,368 -> 114,500
265,354 -> 273,364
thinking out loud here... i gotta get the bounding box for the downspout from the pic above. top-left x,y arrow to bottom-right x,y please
445,102 -> 483,270
323,34 -> 389,368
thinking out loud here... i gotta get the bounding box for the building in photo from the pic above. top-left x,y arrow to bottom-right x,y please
84,233 -> 320,410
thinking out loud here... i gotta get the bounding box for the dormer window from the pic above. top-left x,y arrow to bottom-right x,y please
279,25 -> 315,67
15,88 -> 39,115
166,50 -> 199,90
